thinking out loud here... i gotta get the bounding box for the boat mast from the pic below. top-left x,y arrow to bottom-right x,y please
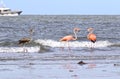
0,0 -> 6,8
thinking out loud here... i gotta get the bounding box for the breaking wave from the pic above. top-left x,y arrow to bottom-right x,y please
0,39 -> 116,53
35,39 -> 113,48
0,46 -> 40,53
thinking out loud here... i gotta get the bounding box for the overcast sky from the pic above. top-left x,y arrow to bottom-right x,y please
2,0 -> 120,15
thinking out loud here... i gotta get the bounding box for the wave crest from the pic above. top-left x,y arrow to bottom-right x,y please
35,39 -> 112,48
0,46 -> 40,53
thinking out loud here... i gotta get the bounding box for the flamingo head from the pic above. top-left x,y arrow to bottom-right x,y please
29,28 -> 34,35
74,27 -> 80,32
87,27 -> 94,32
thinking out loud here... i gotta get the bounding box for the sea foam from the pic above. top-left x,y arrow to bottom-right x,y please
0,46 -> 40,53
35,39 -> 112,48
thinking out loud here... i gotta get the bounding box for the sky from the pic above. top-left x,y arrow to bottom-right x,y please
2,0 -> 120,15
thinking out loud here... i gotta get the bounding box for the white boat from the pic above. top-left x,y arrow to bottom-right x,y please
0,0 -> 22,16
0,7 -> 22,16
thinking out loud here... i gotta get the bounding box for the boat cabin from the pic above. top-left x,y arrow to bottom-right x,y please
0,8 -> 11,13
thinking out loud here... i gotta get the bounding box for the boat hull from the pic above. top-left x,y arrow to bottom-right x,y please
0,11 -> 22,16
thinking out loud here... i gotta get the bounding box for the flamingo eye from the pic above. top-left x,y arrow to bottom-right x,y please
87,28 -> 93,32
74,28 -> 80,32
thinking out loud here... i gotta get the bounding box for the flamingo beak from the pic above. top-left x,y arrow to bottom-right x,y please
77,29 -> 80,32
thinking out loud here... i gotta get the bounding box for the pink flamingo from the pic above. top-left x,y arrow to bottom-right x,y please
87,27 -> 97,67
19,28 -> 34,45
60,27 -> 80,50
87,27 -> 96,43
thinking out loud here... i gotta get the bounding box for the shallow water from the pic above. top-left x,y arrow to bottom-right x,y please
0,60 -> 120,79
0,15 -> 120,79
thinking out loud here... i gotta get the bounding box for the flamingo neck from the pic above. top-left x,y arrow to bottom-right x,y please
73,30 -> 77,40
29,29 -> 34,40
89,30 -> 93,34
29,33 -> 33,40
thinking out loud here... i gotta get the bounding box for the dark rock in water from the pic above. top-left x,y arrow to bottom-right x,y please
77,61 -> 87,65
69,70 -> 73,72
114,64 -> 120,66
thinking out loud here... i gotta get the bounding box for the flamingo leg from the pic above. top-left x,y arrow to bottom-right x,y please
67,42 -> 71,51
89,43 -> 96,68
60,47 -> 64,51
90,42 -> 93,49
59,41 -> 65,51
22,44 -> 28,53
88,49 -> 96,69
67,42 -> 73,57
23,48 -> 28,53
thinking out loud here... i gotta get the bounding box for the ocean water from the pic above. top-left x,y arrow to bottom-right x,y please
0,15 -> 120,79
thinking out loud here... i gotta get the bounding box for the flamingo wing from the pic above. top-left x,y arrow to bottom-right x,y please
60,35 -> 74,41
88,33 -> 96,43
